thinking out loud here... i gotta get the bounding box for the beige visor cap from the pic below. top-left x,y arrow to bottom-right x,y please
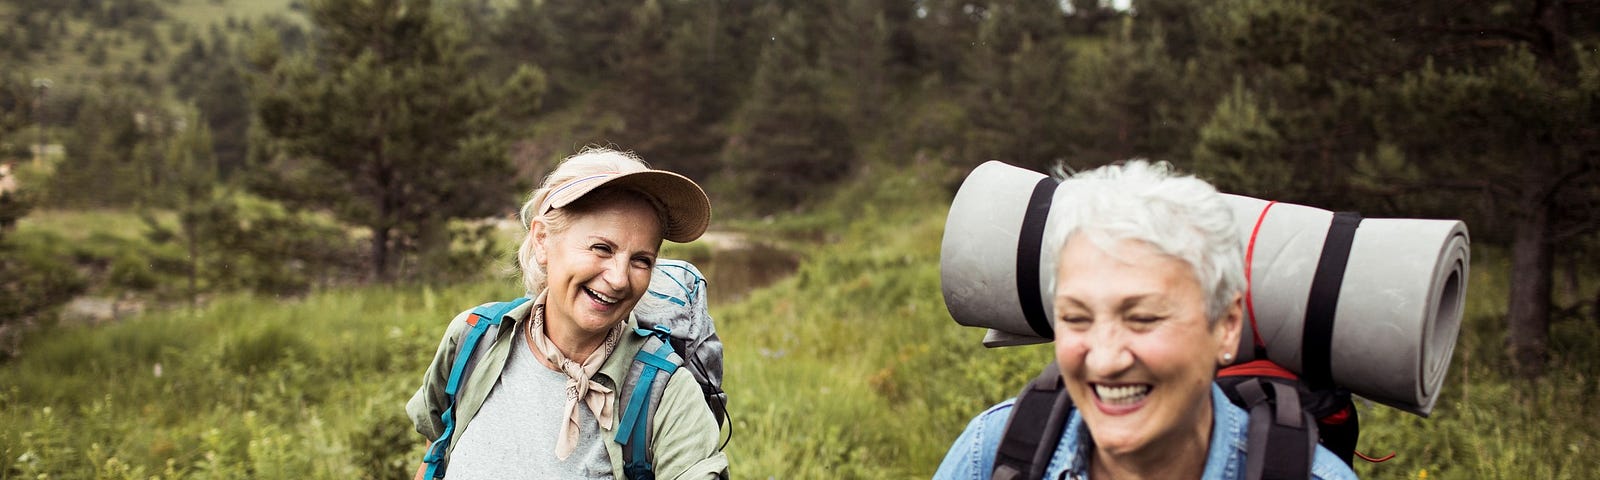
539,169 -> 711,243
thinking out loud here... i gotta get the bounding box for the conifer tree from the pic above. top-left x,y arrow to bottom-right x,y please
722,9 -> 854,211
960,0 -> 1076,170
602,0 -> 754,181
164,108 -> 218,307
1179,0 -> 1600,376
252,0 -> 526,280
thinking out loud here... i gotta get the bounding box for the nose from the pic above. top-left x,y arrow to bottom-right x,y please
1082,322 -> 1134,378
600,256 -> 631,291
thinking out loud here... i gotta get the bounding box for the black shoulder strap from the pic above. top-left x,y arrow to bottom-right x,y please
992,362 -> 1074,480
1237,379 -> 1317,480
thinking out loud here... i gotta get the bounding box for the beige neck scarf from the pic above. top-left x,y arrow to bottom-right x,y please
526,300 -> 626,460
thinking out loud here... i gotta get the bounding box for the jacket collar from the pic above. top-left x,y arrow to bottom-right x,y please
1055,384 -> 1247,478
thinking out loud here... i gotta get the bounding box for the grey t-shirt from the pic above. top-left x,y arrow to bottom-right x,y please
447,322 -> 614,479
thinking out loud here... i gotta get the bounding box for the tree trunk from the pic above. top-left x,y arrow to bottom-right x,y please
1592,284 -> 1600,326
186,210 -> 198,312
1507,192 -> 1553,377
372,225 -> 390,282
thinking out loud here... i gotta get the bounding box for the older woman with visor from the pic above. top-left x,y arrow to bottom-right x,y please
409,147 -> 727,479
935,161 -> 1356,479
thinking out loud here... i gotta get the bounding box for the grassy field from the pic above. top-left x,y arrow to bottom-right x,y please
2,161 -> 1598,478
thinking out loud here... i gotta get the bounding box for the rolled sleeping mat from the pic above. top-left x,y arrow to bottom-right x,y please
939,161 -> 1470,417
940,161 -> 1061,347
1228,196 -> 1469,417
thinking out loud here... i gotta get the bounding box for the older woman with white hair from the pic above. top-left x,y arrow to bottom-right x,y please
935,161 -> 1357,479
409,147 -> 727,479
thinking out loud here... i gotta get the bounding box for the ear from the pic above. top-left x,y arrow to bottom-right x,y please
530,220 -> 550,266
1217,292 -> 1244,361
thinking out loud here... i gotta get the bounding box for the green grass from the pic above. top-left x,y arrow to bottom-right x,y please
0,280 -> 522,479
15,208 -> 174,244
163,0 -> 305,28
2,161 -> 1598,478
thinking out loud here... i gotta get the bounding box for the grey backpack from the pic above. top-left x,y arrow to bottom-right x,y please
631,259 -> 728,425
616,258 -> 729,479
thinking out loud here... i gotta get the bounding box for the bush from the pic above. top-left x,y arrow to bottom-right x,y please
349,403 -> 417,480
0,229 -> 87,355
218,323 -> 311,375
146,191 -> 365,297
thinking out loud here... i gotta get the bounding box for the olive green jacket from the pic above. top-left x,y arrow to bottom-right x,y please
407,300 -> 728,479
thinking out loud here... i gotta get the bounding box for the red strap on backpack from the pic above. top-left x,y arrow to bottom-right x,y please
1219,359 -> 1298,381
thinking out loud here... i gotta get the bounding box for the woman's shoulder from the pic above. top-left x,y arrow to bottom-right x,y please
438,299 -> 536,338
1207,385 -> 1360,480
1311,447 -> 1360,480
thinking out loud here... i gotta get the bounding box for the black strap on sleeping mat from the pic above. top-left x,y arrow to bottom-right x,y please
1015,177 -> 1060,339
1301,212 -> 1361,391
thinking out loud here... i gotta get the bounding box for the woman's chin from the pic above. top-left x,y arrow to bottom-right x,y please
1084,408 -> 1155,456
573,313 -> 622,334
1087,427 -> 1152,457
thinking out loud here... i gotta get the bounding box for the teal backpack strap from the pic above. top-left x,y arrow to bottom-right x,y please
422,297 -> 531,480
616,325 -> 681,480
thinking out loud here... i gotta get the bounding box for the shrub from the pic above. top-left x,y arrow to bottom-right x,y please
0,230 -> 87,356
218,323 -> 312,375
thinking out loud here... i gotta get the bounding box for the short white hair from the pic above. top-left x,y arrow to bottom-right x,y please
1043,160 -> 1245,323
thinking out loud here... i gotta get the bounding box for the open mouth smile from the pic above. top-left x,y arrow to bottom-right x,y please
1093,383 -> 1153,406
582,286 -> 621,306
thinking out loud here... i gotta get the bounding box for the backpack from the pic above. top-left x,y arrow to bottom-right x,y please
420,258 -> 727,480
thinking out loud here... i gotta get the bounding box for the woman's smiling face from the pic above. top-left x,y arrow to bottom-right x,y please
1052,233 -> 1241,458
535,193 -> 663,343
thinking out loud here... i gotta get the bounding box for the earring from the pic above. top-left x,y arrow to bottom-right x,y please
1222,353 -> 1234,364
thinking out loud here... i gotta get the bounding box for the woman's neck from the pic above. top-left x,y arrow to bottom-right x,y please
549,327 -> 603,364
538,310 -> 607,365
1089,399 -> 1214,479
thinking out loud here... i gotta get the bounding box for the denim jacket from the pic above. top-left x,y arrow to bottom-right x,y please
934,384 -> 1357,479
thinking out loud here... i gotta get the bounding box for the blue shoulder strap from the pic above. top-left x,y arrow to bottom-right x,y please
616,325 -> 679,480
422,297 -> 531,480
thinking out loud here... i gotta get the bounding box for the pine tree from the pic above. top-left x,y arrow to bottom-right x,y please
165,108 -> 218,307
722,8 -> 854,212
1173,0 -> 1600,376
1367,49 -> 1599,377
252,0 -> 525,281
959,0 -> 1078,170
1305,0 -> 1597,376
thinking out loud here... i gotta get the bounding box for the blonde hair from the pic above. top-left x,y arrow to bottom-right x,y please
515,147 -> 663,296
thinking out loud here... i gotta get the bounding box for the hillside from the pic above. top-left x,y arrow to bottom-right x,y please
3,159 -> 1598,479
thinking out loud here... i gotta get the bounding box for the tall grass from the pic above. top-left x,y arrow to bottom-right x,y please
0,280 -> 523,479
718,162 -> 1052,478
3,162 -> 1598,478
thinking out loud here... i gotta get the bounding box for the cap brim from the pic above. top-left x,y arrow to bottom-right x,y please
547,170 -> 711,243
